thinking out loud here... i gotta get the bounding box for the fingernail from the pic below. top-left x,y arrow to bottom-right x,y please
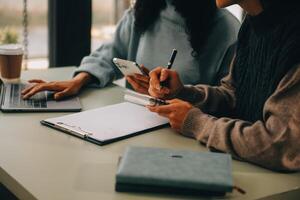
155,85 -> 162,90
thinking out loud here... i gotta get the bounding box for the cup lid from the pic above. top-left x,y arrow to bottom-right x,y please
0,44 -> 23,55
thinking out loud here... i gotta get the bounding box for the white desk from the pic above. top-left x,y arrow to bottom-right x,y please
0,67 -> 299,200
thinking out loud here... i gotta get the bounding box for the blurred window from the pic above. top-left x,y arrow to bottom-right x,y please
92,0 -> 131,51
0,0 -> 48,69
0,1 -> 242,70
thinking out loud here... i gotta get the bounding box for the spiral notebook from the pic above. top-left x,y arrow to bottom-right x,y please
41,102 -> 169,145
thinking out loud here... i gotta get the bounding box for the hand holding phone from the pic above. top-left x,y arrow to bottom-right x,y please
113,58 -> 150,94
113,58 -> 146,76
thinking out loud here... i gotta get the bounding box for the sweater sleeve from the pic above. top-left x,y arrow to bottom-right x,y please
181,64 -> 300,171
73,9 -> 135,87
177,58 -> 236,116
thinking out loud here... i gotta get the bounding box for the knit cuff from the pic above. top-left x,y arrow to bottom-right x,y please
181,108 -> 213,143
73,68 -> 101,88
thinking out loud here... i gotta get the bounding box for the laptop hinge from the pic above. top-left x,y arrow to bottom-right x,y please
0,79 -> 4,109
0,85 -> 5,109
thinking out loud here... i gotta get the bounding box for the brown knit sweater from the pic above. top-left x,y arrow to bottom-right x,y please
178,63 -> 300,171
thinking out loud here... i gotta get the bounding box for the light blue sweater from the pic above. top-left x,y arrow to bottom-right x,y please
74,3 -> 240,87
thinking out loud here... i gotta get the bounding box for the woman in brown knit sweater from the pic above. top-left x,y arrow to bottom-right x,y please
147,0 -> 300,171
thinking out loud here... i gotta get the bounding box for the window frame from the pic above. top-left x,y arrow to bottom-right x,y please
48,0 -> 92,67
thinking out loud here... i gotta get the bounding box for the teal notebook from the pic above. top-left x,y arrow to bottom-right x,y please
116,146 -> 233,196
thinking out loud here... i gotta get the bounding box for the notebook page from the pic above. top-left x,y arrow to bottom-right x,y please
44,102 -> 169,142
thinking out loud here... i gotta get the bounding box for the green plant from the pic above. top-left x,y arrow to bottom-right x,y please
0,27 -> 19,44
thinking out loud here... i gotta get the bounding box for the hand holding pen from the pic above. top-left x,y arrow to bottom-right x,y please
160,49 -> 177,87
148,49 -> 184,100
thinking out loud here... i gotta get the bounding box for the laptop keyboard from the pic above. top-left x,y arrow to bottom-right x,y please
9,84 -> 48,108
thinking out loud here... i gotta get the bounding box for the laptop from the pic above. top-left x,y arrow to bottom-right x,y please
0,79 -> 82,112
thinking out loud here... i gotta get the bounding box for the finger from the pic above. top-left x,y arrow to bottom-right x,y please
21,84 -> 36,95
127,76 -> 140,87
147,106 -> 170,119
127,76 -> 148,94
157,112 -> 170,118
149,78 -> 161,91
160,69 -> 170,82
22,79 -> 48,94
166,99 -> 182,104
126,76 -> 134,84
147,105 -> 173,115
128,77 -> 149,89
134,74 -> 149,83
28,79 -> 46,84
160,87 -> 170,94
126,75 -> 133,81
148,85 -> 170,99
147,106 -> 171,118
148,86 -> 163,99
149,67 -> 163,90
23,84 -> 61,99
140,65 -> 150,75
148,83 -> 170,97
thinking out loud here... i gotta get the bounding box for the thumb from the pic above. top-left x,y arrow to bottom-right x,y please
54,89 -> 69,100
167,99 -> 181,104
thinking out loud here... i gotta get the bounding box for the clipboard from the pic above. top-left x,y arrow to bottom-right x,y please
41,102 -> 169,145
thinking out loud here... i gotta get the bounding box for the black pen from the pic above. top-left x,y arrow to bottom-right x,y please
167,49 -> 177,69
160,49 -> 177,87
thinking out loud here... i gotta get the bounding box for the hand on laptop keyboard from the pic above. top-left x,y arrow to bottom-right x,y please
21,72 -> 92,100
10,84 -> 48,108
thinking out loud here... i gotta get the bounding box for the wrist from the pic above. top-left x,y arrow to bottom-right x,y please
73,72 -> 92,87
172,84 -> 184,98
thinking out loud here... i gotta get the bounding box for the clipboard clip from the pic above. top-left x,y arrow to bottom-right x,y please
56,122 -> 94,136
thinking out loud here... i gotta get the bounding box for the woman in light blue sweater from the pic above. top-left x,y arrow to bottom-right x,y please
22,0 -> 240,100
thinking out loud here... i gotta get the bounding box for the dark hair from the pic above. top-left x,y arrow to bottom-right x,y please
260,0 -> 300,13
134,0 -> 217,57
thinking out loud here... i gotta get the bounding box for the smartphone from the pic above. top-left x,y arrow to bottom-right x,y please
113,58 -> 146,76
